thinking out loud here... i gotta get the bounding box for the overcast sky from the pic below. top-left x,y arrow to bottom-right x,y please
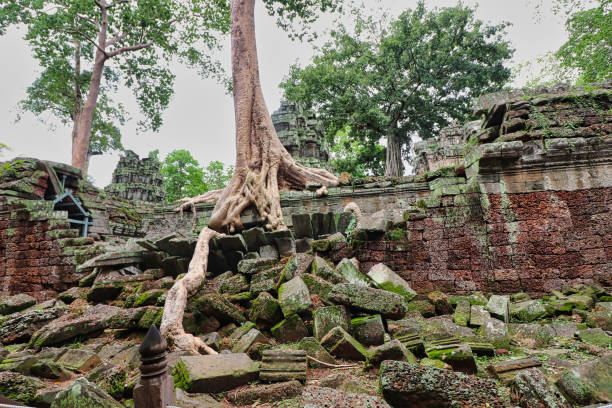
0,0 -> 570,187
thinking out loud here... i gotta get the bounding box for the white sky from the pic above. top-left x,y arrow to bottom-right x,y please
0,0 -> 569,187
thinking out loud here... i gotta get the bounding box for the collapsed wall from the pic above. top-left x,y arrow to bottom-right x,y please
0,83 -> 610,298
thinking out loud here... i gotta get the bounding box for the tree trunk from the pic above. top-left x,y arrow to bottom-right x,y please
384,132 -> 403,177
207,0 -> 338,233
71,38 -> 83,158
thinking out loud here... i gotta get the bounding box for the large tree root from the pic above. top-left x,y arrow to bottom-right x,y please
343,202 -> 362,228
174,189 -> 224,230
160,227 -> 223,354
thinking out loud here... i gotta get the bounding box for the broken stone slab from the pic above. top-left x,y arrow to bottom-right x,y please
406,299 -> 436,317
470,305 -> 490,327
313,305 -> 351,341
278,276 -> 312,317
227,380 -> 303,406
392,330 -> 426,358
86,281 -> 125,302
483,317 -> 510,347
427,291 -> 453,315
302,385 -> 391,408
172,353 -> 259,393
29,359 -> 72,381
0,293 -> 36,315
275,236 -> 296,258
295,237 -> 313,253
249,278 -> 276,296
511,368 -> 571,408
425,343 -> 477,374
271,314 -> 309,343
249,292 -> 281,329
453,299 -> 471,327
293,213 -> 314,238
51,377 -> 122,408
260,349 -> 307,382
380,360 -> 507,408
231,328 -> 271,354
0,306 -> 66,345
282,253 -> 314,282
488,356 -> 542,385
56,348 -> 101,373
367,340 -> 416,367
174,388 -> 224,408
311,255 -> 344,283
575,328 -> 612,347
367,263 -> 416,301
237,257 -> 278,275
296,337 -> 337,368
328,283 -> 406,319
86,362 -> 128,399
190,293 -> 246,325
259,244 -> 279,259
242,227 -> 268,252
335,258 -> 369,287
58,287 -> 87,304
76,250 -> 146,272
301,273 -> 334,300
215,234 -> 248,253
155,236 -> 196,257
351,314 -> 385,346
320,326 -> 368,361
0,371 -> 46,406
556,353 -> 612,406
217,273 -> 249,295
511,299 -> 547,323
336,212 -> 355,235
487,294 -> 511,323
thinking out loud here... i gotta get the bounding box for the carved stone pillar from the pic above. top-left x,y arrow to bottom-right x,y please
134,325 -> 175,408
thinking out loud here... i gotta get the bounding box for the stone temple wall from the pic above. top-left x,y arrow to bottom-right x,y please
105,150 -> 164,203
0,84 -> 610,298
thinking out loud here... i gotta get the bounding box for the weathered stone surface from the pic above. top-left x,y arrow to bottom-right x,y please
0,306 -> 66,344
0,293 -> 36,315
487,295 -> 511,323
302,385 -> 391,408
556,353 -> 612,405
511,299 -> 547,322
320,326 -> 368,361
249,292 -> 281,328
427,291 -> 453,315
51,377 -> 122,408
30,360 -> 73,381
231,328 -> 271,354
174,388 -> 224,408
351,314 -> 385,346
216,234 -> 248,253
368,340 -> 416,367
453,299 -> 471,327
313,305 -> 351,341
271,314 -> 309,343
0,371 -> 46,405
335,258 -> 369,287
469,305 -> 490,327
301,273 -> 333,299
172,353 -> 259,393
56,349 -> 101,373
511,368 -> 571,408
278,276 -> 312,317
483,317 -> 510,347
367,263 -> 417,301
216,272 -> 249,295
296,337 -> 337,368
575,328 -> 612,347
425,343 -> 477,374
190,293 -> 246,325
488,356 -> 542,385
406,300 -> 436,317
227,380 -> 303,405
86,362 -> 127,399
260,349 -> 307,382
380,360 -> 507,408
281,253 -> 314,281
328,284 -> 406,319
237,257 -> 277,275
293,213 -> 314,238
311,255 -> 343,283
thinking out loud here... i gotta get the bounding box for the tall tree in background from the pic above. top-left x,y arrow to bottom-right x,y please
557,0 -> 611,84
282,2 -> 514,176
204,160 -> 234,191
163,0 -> 341,354
1,0 -> 230,174
160,150 -> 207,204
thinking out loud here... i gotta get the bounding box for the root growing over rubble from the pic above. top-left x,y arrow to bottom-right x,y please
175,189 -> 224,230
343,202 -> 362,228
160,227 -> 223,354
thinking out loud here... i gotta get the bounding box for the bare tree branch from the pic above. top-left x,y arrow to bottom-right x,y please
107,41 -> 153,57
107,32 -> 127,47
65,29 -> 108,57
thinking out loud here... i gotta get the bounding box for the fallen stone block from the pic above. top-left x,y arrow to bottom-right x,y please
368,340 -> 416,367
231,328 -> 271,354
237,257 -> 277,275
380,360 -> 507,408
393,330 -> 425,357
0,293 -> 36,315
425,343 -> 477,374
281,253 -> 314,281
427,291 -> 453,315
367,263 -> 416,301
172,353 -> 259,393
249,292 -> 281,328
335,258 -> 369,287
556,353 -> 612,406
0,371 -> 46,406
511,368 -> 571,408
0,306 -> 66,345
227,380 -> 303,406
271,314 -> 309,343
311,256 -> 344,283
488,356 -> 542,385
260,349 -> 307,382
511,299 -> 547,323
487,294 -> 511,323
351,314 -> 385,346
320,326 -> 368,361
470,305 -> 490,327
313,305 -> 351,341
278,276 -> 312,317
51,377 -> 122,408
296,337 -> 337,368
328,283 -> 406,319
453,299 -> 471,327
56,349 -> 101,373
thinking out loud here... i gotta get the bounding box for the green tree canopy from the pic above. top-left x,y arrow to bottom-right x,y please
557,0 -> 611,84
160,150 -> 207,203
204,160 -> 233,191
281,2 -> 514,176
1,0 -> 230,173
